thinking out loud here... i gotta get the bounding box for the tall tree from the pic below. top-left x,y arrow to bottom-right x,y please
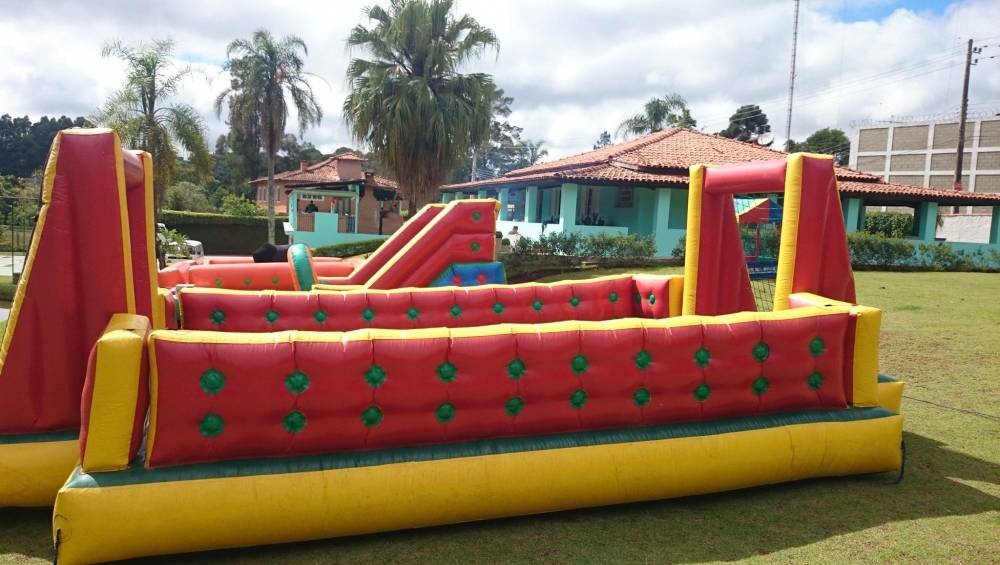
216,29 -> 322,243
617,93 -> 696,139
93,39 -> 212,214
593,131 -> 612,149
344,0 -> 498,206
718,104 -> 771,142
450,89 -> 546,182
0,115 -> 91,177
788,127 -> 850,165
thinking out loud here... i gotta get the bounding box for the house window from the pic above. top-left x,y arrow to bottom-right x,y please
615,187 -> 634,208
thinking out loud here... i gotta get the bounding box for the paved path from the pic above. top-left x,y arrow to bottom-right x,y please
0,254 -> 25,275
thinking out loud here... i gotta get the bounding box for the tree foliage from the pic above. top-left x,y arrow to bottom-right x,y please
92,38 -> 212,214
219,193 -> 265,217
718,104 -> 770,142
216,29 -> 322,243
165,180 -> 213,212
593,131 -> 612,149
344,0 -> 498,205
0,115 -> 90,177
788,127 -> 850,165
617,93 -> 696,139
449,89 -> 547,182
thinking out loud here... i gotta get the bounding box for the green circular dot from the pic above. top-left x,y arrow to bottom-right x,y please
648,293 -> 656,305
271,275 -> 280,284
608,291 -> 619,303
361,405 -> 383,427
449,304 -> 462,318
634,350 -> 652,370
569,296 -> 580,308
505,396 -> 524,416
470,241 -> 481,252
809,337 -> 825,357
569,389 -> 588,409
283,410 -> 307,433
199,413 -> 224,437
752,377 -> 769,396
493,302 -> 505,314
694,347 -> 711,368
752,342 -> 770,362
633,387 -> 651,407
693,383 -> 711,402
571,354 -> 588,375
210,309 -> 225,325
361,307 -> 375,321
808,371 -> 824,390
364,364 -> 387,388
285,371 -> 310,394
472,211 -> 482,221
507,358 -> 526,380
634,292 -> 642,304
199,369 -> 225,395
407,307 -> 420,321
314,310 -> 328,323
213,278 -> 223,287
436,402 -> 456,423
265,309 -> 279,323
437,361 -> 457,383
243,278 -> 252,286
531,299 -> 543,312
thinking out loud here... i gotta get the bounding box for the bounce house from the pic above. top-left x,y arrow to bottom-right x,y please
0,130 -> 904,564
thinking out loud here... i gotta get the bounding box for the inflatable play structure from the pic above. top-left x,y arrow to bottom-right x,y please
0,130 -> 904,564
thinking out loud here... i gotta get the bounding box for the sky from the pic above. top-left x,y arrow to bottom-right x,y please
1,0 -> 999,161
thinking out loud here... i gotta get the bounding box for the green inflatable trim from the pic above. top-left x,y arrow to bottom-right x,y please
0,429 -> 79,445
877,374 -> 898,383
66,407 -> 896,489
288,243 -> 315,291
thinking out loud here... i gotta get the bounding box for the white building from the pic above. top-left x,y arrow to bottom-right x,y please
850,117 -> 1000,243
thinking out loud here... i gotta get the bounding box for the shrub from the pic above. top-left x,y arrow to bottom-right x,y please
312,239 -> 386,258
672,236 -> 686,258
165,181 -> 213,213
220,194 -> 265,217
847,232 -> 915,267
864,211 -> 913,238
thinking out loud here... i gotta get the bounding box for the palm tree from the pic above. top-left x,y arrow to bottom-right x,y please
616,93 -> 697,139
215,30 -> 322,244
523,140 -> 548,166
94,38 -> 212,215
344,0 -> 498,207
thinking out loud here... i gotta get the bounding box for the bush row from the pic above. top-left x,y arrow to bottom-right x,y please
849,232 -> 1000,271
508,232 -> 656,260
672,232 -> 1000,272
312,239 -> 386,258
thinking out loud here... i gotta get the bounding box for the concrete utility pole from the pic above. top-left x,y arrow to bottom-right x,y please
784,0 -> 800,151
954,39 -> 973,191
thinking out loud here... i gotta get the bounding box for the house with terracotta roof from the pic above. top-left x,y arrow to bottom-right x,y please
251,152 -> 404,247
440,128 -> 1000,257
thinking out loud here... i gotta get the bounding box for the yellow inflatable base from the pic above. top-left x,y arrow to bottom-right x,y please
0,439 -> 77,507
54,415 -> 903,564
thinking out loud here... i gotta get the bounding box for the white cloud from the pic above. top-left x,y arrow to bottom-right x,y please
1,0 -> 998,160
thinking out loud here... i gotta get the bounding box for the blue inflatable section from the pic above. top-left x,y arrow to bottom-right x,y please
430,262 -> 507,287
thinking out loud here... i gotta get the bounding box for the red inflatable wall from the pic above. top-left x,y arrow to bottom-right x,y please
145,310 -> 850,468
0,130 -> 153,434
177,275 -> 669,332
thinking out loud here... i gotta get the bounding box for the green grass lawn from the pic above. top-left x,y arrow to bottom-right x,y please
1,271 -> 998,564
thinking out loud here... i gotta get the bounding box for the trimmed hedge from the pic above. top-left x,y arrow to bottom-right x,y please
864,211 -> 914,238
313,239 -> 386,258
160,210 -> 288,255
